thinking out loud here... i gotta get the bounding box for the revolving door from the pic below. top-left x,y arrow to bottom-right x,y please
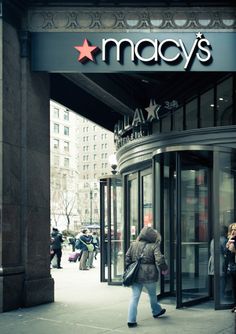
153,145 -> 236,310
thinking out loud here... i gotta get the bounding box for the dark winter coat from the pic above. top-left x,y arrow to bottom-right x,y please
76,234 -> 91,251
51,231 -> 64,250
125,226 -> 168,284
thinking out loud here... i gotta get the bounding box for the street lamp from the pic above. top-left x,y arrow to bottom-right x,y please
90,188 -> 93,224
108,154 -> 118,175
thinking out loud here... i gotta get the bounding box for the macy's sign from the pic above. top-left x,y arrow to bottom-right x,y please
75,32 -> 212,70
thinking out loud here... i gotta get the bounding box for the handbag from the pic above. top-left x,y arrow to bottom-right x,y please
123,243 -> 147,287
79,238 -> 94,252
86,243 -> 94,252
227,262 -> 236,274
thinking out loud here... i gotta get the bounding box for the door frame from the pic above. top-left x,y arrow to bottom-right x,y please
153,145 -> 235,309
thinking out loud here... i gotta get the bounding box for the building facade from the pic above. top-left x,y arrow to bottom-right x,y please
0,0 -> 235,312
50,100 -> 115,231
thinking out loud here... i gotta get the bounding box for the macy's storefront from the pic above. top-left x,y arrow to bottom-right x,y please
0,1 -> 235,312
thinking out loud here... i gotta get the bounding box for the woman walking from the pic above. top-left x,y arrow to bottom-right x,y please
125,226 -> 168,328
225,223 -> 236,312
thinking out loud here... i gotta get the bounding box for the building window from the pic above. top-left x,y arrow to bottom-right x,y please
64,158 -> 69,168
53,108 -> 59,118
54,155 -> 59,166
200,89 -> 214,128
53,139 -> 59,149
64,141 -> 69,152
186,98 -> 198,130
94,135 -> 97,140
161,114 -> 171,133
54,123 -> 59,133
101,133 -> 107,140
64,126 -> 69,136
94,154 -> 97,160
64,109 -> 69,121
172,107 -> 183,131
217,77 -> 233,126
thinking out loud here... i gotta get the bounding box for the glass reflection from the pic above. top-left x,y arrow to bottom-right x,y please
142,174 -> 153,227
110,178 -> 124,283
181,166 -> 209,302
129,177 -> 139,242
218,152 -> 236,306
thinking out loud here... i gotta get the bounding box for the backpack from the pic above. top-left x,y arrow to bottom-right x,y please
75,239 -> 82,249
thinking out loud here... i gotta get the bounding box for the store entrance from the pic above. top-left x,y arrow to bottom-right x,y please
153,145 -> 236,309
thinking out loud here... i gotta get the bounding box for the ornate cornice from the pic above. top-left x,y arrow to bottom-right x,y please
27,7 -> 236,32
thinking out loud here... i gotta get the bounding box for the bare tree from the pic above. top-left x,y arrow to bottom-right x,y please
61,191 -> 76,231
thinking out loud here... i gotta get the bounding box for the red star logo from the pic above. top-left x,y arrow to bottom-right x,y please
74,39 -> 98,63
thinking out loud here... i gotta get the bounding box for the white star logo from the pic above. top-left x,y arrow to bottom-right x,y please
145,99 -> 161,122
196,32 -> 203,39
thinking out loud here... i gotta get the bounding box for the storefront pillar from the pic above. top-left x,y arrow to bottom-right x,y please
0,10 -> 53,312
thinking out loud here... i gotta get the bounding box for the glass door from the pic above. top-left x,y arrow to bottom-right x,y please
214,149 -> 236,309
154,145 -> 236,309
99,176 -> 123,285
127,174 -> 139,244
154,146 -> 213,307
109,177 -> 124,284
100,178 -> 108,282
178,151 -> 212,306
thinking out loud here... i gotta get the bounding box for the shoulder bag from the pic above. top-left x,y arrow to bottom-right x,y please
227,254 -> 236,273
123,243 -> 147,287
79,238 -> 94,252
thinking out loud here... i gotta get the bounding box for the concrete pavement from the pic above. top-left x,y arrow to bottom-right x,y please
0,249 -> 235,334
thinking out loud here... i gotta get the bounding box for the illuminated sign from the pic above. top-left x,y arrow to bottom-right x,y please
31,32 -> 236,72
74,32 -> 211,70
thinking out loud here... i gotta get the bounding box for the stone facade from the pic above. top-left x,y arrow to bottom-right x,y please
0,4 -> 53,311
0,0 -> 235,312
27,7 -> 236,32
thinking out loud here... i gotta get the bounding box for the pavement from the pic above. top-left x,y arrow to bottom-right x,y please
0,249 -> 235,334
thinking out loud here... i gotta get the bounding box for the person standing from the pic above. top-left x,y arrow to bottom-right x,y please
50,227 -> 64,269
125,226 -> 168,328
92,231 -> 100,259
78,229 -> 91,270
225,223 -> 236,313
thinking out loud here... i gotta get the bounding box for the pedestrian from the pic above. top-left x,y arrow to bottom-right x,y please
92,231 -> 100,260
225,223 -> 236,313
208,225 -> 228,297
78,229 -> 91,270
68,236 -> 76,252
50,227 -> 64,269
86,230 -> 96,268
125,226 -> 168,328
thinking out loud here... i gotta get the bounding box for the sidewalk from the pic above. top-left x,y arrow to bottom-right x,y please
0,250 -> 235,334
